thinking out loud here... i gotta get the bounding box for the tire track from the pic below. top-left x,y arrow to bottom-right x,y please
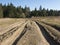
0,26 -> 19,42
12,24 -> 28,45
0,21 -> 26,42
36,21 -> 60,45
41,21 -> 60,31
0,21 -> 26,35
1,20 -> 60,45
12,21 -> 32,45
14,21 -> 49,45
0,20 -> 28,45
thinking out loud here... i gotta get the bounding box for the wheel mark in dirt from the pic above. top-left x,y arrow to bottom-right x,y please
0,21 -> 28,45
0,22 -> 26,42
12,21 -> 34,45
41,21 -> 60,31
0,26 -> 19,42
12,25 -> 28,45
40,21 -> 60,43
36,21 -> 60,45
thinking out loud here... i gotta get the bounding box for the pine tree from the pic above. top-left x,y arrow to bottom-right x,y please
7,3 -> 16,18
0,4 -> 3,18
24,6 -> 30,17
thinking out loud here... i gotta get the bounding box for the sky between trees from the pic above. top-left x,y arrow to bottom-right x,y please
0,3 -> 60,18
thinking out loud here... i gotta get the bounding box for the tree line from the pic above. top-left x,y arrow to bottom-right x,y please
0,3 -> 60,18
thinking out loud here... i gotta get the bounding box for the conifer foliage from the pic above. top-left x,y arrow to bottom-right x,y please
0,3 -> 60,18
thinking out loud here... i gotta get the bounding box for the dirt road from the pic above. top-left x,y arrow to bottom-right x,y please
0,20 -> 60,45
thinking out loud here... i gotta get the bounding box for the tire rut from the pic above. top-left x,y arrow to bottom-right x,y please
0,20 -> 28,45
41,21 -> 60,31
0,22 -> 25,42
12,21 -> 33,45
1,20 -> 60,45
0,26 -> 19,42
15,21 -> 49,45
12,24 -> 28,45
35,21 -> 60,45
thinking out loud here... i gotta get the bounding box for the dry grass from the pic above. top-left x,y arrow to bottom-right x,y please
0,18 -> 26,31
39,17 -> 60,26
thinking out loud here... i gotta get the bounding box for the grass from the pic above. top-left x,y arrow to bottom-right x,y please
0,18 -> 25,29
40,17 -> 60,26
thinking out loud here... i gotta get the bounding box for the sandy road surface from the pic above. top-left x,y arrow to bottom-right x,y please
0,20 -> 50,45
0,19 -> 60,45
0,20 -> 28,45
15,21 -> 49,45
